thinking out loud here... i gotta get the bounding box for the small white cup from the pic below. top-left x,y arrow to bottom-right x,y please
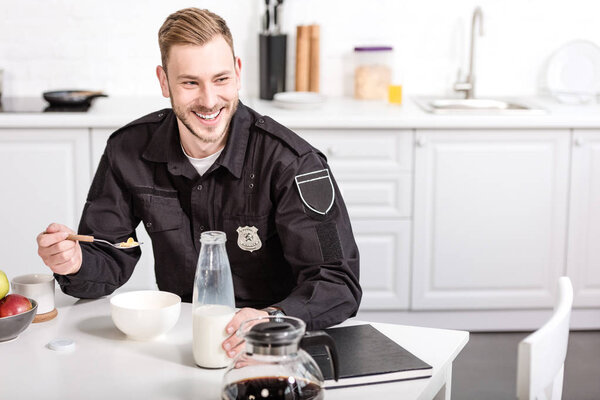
11,274 -> 55,314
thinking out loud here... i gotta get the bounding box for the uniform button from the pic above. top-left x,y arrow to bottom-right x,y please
257,118 -> 264,124
146,222 -> 152,228
199,226 -> 205,231
249,183 -> 254,189
197,184 -> 203,190
157,113 -> 164,118
250,173 -> 255,179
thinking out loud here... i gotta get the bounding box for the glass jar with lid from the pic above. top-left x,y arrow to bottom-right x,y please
353,46 -> 393,100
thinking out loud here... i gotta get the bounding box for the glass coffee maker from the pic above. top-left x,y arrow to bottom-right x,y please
221,316 -> 339,400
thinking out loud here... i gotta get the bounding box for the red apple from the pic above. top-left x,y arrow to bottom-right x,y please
0,294 -> 32,318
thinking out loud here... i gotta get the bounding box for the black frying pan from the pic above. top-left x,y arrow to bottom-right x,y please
43,90 -> 108,107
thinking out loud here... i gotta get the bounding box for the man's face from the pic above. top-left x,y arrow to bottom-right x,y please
156,36 -> 241,145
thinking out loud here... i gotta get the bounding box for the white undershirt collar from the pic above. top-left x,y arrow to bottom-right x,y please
181,143 -> 223,177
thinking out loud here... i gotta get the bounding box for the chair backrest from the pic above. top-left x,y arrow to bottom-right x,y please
516,276 -> 573,400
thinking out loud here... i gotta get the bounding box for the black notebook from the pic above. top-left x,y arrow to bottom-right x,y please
306,324 -> 433,389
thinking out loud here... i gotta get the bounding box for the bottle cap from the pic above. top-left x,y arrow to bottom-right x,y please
200,231 -> 227,244
48,338 -> 76,352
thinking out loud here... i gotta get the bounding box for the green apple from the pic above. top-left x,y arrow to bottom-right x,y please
0,270 -> 9,299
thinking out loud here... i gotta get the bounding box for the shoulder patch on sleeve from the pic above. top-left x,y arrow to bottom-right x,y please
255,115 -> 312,156
295,169 -> 335,215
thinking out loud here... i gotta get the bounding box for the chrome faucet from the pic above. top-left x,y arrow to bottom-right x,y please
454,7 -> 484,99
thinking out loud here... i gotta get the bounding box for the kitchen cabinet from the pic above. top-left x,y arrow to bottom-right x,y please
351,219 -> 411,309
412,129 -> 570,309
2,96 -> 600,330
567,130 -> 600,307
91,128 -> 157,291
0,128 -> 89,281
298,129 -> 413,310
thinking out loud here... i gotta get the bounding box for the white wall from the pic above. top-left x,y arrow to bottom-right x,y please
1,0 -> 599,100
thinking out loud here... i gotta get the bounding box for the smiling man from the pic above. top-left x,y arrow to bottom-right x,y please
36,8 -> 361,358
159,34 -> 240,158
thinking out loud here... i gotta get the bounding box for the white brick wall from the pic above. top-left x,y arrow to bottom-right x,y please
1,0 -> 599,99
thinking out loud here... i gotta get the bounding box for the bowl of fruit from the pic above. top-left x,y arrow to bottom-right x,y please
0,270 -> 38,342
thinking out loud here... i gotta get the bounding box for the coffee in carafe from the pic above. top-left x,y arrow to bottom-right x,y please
222,376 -> 323,400
220,316 -> 338,400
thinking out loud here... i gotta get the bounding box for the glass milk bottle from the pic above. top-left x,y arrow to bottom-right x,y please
193,231 -> 236,368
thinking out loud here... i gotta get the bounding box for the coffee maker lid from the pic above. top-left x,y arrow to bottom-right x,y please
244,317 -> 305,347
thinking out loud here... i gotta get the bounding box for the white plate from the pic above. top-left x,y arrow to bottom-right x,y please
545,40 -> 600,104
272,91 -> 325,110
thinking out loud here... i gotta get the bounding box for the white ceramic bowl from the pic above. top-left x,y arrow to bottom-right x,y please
110,290 -> 181,341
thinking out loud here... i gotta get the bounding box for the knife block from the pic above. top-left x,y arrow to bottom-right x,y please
259,34 -> 287,100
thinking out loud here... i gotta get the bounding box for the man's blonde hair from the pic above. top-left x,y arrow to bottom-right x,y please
158,8 -> 235,72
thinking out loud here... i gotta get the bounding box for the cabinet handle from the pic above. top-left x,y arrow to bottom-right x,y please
575,137 -> 584,147
416,137 -> 427,147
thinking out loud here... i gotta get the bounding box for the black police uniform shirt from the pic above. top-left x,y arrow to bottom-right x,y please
55,101 -> 361,330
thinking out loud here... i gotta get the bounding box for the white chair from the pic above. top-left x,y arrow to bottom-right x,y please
517,276 -> 573,400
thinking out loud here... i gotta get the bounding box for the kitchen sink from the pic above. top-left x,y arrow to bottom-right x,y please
413,97 -> 547,115
417,7 -> 547,116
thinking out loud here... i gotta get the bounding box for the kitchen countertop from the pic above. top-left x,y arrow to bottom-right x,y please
1,95 -> 600,129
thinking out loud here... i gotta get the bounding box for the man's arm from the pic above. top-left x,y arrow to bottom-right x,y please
270,152 -> 362,330
53,150 -> 141,298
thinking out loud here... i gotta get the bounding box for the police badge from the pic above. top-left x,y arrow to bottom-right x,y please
236,226 -> 262,252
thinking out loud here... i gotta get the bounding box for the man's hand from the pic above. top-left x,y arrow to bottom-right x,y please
37,223 -> 82,276
222,307 -> 269,358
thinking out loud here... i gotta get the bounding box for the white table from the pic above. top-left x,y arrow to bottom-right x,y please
1,292 -> 469,400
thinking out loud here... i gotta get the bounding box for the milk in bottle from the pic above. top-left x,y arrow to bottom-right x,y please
192,231 -> 236,368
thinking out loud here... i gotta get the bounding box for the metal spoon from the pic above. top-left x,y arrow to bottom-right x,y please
67,234 -> 142,249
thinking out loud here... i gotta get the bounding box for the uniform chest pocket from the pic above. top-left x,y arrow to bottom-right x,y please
136,193 -> 183,233
221,215 -> 276,278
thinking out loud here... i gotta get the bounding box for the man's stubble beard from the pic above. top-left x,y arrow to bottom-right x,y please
170,92 -> 239,145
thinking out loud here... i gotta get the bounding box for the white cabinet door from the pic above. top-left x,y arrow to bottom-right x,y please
353,220 -> 411,310
300,129 -> 413,171
0,129 -> 89,280
413,129 -> 570,309
568,130 -> 600,307
91,128 -> 156,291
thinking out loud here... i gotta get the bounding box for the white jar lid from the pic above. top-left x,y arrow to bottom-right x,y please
48,338 -> 76,352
